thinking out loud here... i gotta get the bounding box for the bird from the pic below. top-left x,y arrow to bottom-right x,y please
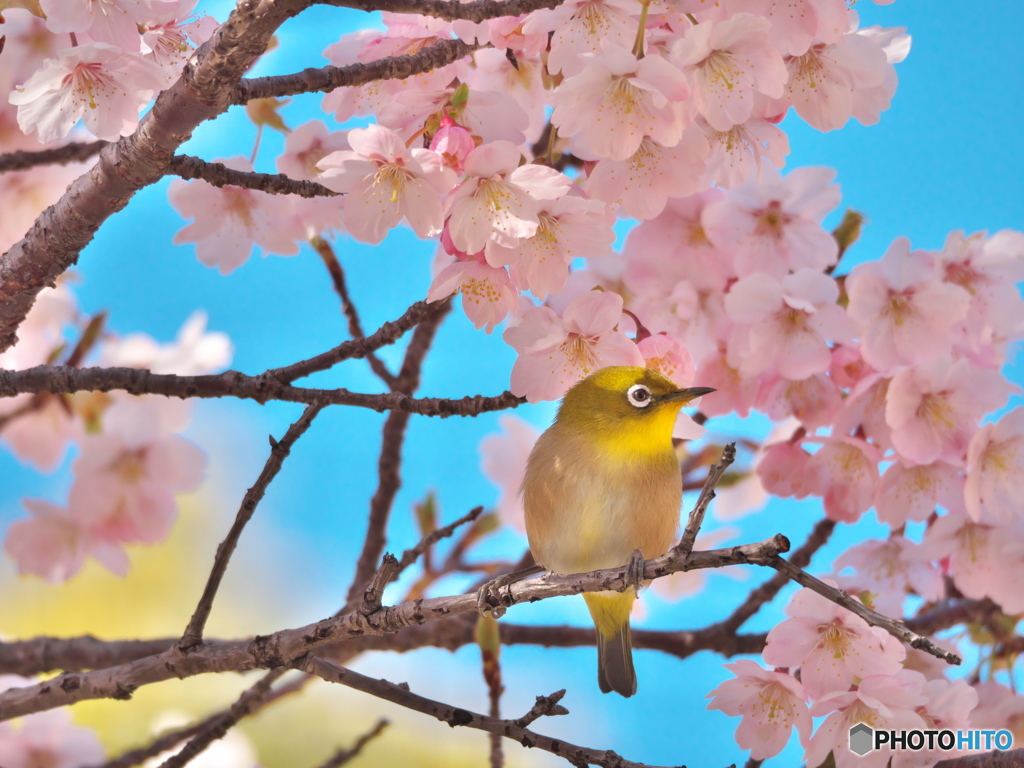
521,365 -> 713,697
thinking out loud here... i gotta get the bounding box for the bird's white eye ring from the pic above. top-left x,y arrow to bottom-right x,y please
627,384 -> 652,408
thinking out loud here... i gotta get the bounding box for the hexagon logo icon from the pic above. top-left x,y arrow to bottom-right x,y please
849,723 -> 874,756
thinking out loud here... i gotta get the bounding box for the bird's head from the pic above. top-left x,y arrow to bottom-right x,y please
556,366 -> 714,450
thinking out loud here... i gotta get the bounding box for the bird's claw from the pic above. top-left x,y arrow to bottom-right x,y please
476,577 -> 511,619
627,549 -> 646,593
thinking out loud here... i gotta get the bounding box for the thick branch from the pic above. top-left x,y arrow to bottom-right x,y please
0,141 -> 107,173
300,656 -> 670,768
167,155 -> 339,198
317,0 -> 564,21
0,365 -> 524,416
935,748 -> 1024,768
180,402 -> 326,649
236,39 -> 480,103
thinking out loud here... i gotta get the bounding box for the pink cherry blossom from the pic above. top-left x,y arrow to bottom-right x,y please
671,13 -> 787,131
277,120 -> 350,182
834,536 -> 943,616
699,117 -> 790,189
445,141 -> 571,255
833,373 -> 892,450
885,356 -> 1015,466
851,26 -> 911,128
0,707 -> 105,768
551,45 -> 689,162
830,344 -> 873,390
703,166 -> 841,278
706,659 -> 811,760
756,373 -> 842,432
487,194 -> 614,300
169,156 -> 306,275
965,408 -> 1024,524
846,238 -> 972,374
4,498 -> 128,582
317,124 -> 456,244
140,0 -> 219,85
39,0 -> 157,49
695,347 -> 760,418
763,585 -> 906,701
379,86 -> 529,147
638,333 -> 705,439
524,0 -> 637,77
479,414 -> 540,533
874,460 -> 965,528
427,258 -> 518,334
68,397 -> 205,546
10,43 -> 165,142
918,511 -> 1024,614
756,440 -> 815,499
504,290 -> 644,403
584,130 -> 709,221
805,672 -> 928,768
892,679 -> 978,768
728,0 -> 850,56
724,269 -> 854,379
99,311 -> 232,375
807,435 -> 881,522
468,48 -> 548,143
776,30 -> 893,132
429,115 -> 476,172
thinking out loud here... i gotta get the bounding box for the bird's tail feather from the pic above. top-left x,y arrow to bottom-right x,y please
583,590 -> 637,698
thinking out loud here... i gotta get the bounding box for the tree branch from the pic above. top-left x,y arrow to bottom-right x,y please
676,442 -> 736,558
299,655 -> 673,768
0,364 -> 525,416
167,155 -> 339,198
180,401 -> 326,650
0,140 -> 107,173
314,719 -> 390,768
316,0 -> 564,21
935,748 -> 1024,768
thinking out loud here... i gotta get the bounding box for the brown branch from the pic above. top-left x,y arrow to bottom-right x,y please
236,39 -> 481,103
0,536 -> 793,720
167,155 -> 339,198
268,298 -> 445,383
343,299 -> 452,611
0,0 -> 308,352
299,655 -> 675,768
310,237 -> 396,388
0,636 -> 175,676
935,748 -> 1024,768
0,140 -> 107,173
180,401 -> 326,650
717,517 -> 836,633
514,690 -> 568,728
0,364 -> 525,416
316,0 -> 564,21
766,556 -> 961,665
675,442 -> 736,557
314,719 -> 390,768
395,506 -> 484,575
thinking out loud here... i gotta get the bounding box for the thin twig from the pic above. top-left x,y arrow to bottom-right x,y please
300,656 -> 679,768
179,402 -> 326,650
0,140 -> 107,173
514,690 -> 568,728
342,300 -> 452,612
395,507 -> 484,575
167,155 -> 339,198
676,443 -> 737,557
360,554 -> 400,616
314,719 -> 390,768
310,237 -> 395,388
0,364 -> 525,417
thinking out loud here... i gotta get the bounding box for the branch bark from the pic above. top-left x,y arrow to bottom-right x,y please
0,141 -> 107,173
167,155 -> 339,198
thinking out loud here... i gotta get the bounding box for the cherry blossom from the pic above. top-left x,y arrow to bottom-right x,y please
724,269 -> 854,379
317,124 -> 457,244
807,435 -> 880,522
427,258 -> 518,333
892,679 -> 978,768
504,290 -> 644,403
524,0 -> 637,77
551,44 -> 689,162
846,238 -> 972,374
805,672 -> 928,768
762,585 -> 905,700
874,460 -> 965,528
706,659 -> 811,760
756,373 -> 842,432
445,141 -> 571,256
699,117 -> 790,189
479,415 -> 540,533
965,408 -> 1024,524
886,356 -> 1015,466
703,166 -> 841,278
169,156 -> 306,274
696,347 -> 761,419
671,13 -> 787,131
756,440 -> 816,499
834,536 -> 943,616
39,0 -> 158,49
10,43 -> 165,142
638,333 -> 705,439
99,311 -> 232,375
728,0 -> 850,56
428,115 -> 476,172
0,707 -> 105,768
140,0 -> 220,85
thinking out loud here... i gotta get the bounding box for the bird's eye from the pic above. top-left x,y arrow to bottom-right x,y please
627,384 -> 652,408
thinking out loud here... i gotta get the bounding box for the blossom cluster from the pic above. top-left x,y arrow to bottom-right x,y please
0,280 -> 231,582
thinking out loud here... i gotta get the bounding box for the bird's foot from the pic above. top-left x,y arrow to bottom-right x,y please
626,549 -> 646,593
476,564 -> 546,619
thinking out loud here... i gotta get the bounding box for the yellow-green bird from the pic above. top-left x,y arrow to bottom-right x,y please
522,366 -> 713,697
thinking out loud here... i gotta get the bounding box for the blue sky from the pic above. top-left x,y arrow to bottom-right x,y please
1,2 -> 1022,766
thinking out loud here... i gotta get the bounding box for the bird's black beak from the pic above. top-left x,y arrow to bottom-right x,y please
663,386 -> 716,404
